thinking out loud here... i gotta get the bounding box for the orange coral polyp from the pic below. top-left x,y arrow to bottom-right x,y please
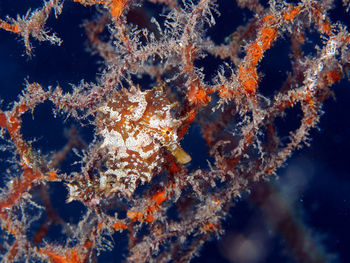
247,43 -> 263,64
110,0 -> 127,18
0,20 -> 20,34
260,28 -> 277,49
283,5 -> 302,21
188,83 -> 212,105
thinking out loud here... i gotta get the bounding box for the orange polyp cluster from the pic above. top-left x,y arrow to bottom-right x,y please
151,189 -> 167,205
188,81 -> 212,105
113,221 -> 128,231
110,0 -> 128,18
73,0 -> 127,19
238,6 -> 301,96
239,65 -> 259,95
39,239 -> 93,263
94,84 -> 191,197
47,171 -> 59,181
127,211 -> 144,222
326,70 -> 342,85
203,223 -> 217,232
311,4 -> 333,36
239,16 -> 278,95
127,189 -> 168,223
0,112 -> 7,128
283,5 -> 302,21
0,20 -> 20,34
40,249 -> 85,263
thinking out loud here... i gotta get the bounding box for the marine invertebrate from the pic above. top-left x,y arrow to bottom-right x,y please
95,84 -> 191,196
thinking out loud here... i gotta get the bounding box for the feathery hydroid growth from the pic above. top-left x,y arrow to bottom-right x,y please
0,0 -> 349,262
